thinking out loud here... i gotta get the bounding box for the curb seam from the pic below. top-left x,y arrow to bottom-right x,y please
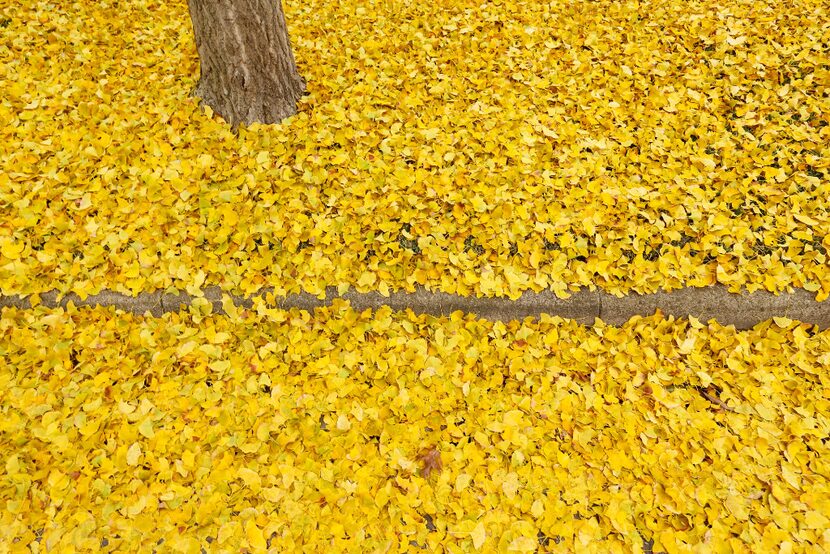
1,285 -> 827,329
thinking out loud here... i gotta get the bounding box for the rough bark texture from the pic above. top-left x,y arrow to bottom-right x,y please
187,0 -> 305,128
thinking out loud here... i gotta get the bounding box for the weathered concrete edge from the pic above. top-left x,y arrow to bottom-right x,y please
0,285 -> 827,330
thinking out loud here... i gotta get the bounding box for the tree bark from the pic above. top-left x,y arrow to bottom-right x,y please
187,0 -> 306,129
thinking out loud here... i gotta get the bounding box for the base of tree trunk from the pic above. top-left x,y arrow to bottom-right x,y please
188,0 -> 306,129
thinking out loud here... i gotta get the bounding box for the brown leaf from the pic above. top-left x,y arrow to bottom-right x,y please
416,446 -> 442,478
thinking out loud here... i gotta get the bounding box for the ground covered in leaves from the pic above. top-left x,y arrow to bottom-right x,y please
1,302 -> 829,552
1,0 -> 829,301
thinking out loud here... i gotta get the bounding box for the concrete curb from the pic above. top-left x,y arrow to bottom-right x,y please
1,285 -> 827,329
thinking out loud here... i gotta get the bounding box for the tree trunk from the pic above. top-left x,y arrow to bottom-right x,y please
187,0 -> 306,129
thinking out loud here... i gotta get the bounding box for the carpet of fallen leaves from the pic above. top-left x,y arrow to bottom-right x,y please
1,0 -> 830,301
1,302 -> 829,552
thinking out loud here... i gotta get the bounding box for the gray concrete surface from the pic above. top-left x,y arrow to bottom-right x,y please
598,286 -> 794,328
1,284 -> 828,329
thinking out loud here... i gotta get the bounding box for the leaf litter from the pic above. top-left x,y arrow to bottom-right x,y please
0,0 -> 828,301
1,302 -> 828,551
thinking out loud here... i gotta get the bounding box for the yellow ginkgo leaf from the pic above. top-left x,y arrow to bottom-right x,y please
471,522 -> 486,550
126,443 -> 142,466
245,520 -> 267,551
